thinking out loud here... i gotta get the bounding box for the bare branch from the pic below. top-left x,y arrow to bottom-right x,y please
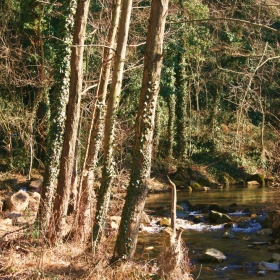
168,17 -> 280,34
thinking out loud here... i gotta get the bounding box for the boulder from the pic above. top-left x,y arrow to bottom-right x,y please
193,203 -> 209,213
247,173 -> 265,186
262,210 -> 280,235
209,210 -> 232,224
28,192 -> 41,211
199,248 -> 226,262
29,178 -> 43,190
258,261 -> 280,271
157,218 -> 171,227
220,172 -> 236,185
5,190 -> 29,212
191,182 -> 202,190
209,203 -> 228,213
176,210 -> 189,219
179,200 -> 192,211
270,253 -> 280,262
257,228 -> 273,236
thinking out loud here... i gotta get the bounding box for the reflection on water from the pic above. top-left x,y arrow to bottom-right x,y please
146,185 -> 279,208
143,185 -> 280,279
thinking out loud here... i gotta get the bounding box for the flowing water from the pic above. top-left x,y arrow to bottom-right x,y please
139,184 -> 280,279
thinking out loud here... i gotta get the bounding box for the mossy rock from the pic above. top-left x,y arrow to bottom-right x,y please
247,173 -> 265,186
235,179 -> 246,187
209,210 -> 232,223
220,172 -> 236,185
209,203 -> 228,214
172,180 -> 186,188
191,182 -> 201,190
157,218 -> 171,227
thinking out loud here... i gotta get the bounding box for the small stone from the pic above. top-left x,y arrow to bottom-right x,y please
271,253 -> 280,262
222,231 -> 235,239
5,212 -> 22,219
257,270 -> 266,276
199,248 -> 226,263
256,228 -> 273,236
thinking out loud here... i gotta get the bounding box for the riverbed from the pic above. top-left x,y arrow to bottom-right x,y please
140,184 -> 280,279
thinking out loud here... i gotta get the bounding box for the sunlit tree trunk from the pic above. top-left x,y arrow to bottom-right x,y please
113,0 -> 169,261
91,0 -> 133,252
48,0 -> 90,243
39,0 -> 76,231
73,0 -> 121,242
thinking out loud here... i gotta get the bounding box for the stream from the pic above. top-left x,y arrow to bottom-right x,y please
139,184 -> 280,279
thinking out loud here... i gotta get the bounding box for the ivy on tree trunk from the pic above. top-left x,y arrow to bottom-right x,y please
113,0 -> 169,261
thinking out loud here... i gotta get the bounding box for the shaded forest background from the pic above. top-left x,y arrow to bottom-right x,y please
1,0 -> 279,179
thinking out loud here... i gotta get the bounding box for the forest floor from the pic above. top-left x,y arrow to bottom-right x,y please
0,173 -> 192,280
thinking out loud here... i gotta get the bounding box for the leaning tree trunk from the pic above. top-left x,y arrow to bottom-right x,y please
72,0 -> 121,243
48,0 -> 90,244
39,0 -> 76,231
91,0 -> 133,253
113,0 -> 169,261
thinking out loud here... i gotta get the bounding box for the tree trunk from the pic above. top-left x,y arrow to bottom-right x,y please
91,0 -> 132,252
175,51 -> 188,160
73,0 -> 121,243
48,0 -> 90,243
167,93 -> 176,161
113,0 -> 169,261
39,0 -> 76,231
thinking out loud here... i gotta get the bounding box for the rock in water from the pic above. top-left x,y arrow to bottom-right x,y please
209,210 -> 232,223
258,261 -> 280,271
5,190 -> 29,212
199,248 -> 226,262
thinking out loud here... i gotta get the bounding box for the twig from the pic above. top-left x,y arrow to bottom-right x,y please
0,225 -> 30,240
195,264 -> 203,280
167,175 -> 176,231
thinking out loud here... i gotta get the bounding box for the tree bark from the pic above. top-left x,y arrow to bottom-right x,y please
91,0 -> 133,252
113,0 -> 169,261
175,51 -> 188,160
39,0 -> 76,231
73,0 -> 121,243
48,0 -> 90,243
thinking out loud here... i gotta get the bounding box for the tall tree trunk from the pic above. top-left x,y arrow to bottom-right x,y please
91,0 -> 133,252
48,0 -> 90,243
73,0 -> 121,242
175,52 -> 188,161
113,0 -> 169,261
167,93 -> 176,161
39,0 -> 76,231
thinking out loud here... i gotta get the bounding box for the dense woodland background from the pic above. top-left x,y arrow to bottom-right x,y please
0,0 -> 280,271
